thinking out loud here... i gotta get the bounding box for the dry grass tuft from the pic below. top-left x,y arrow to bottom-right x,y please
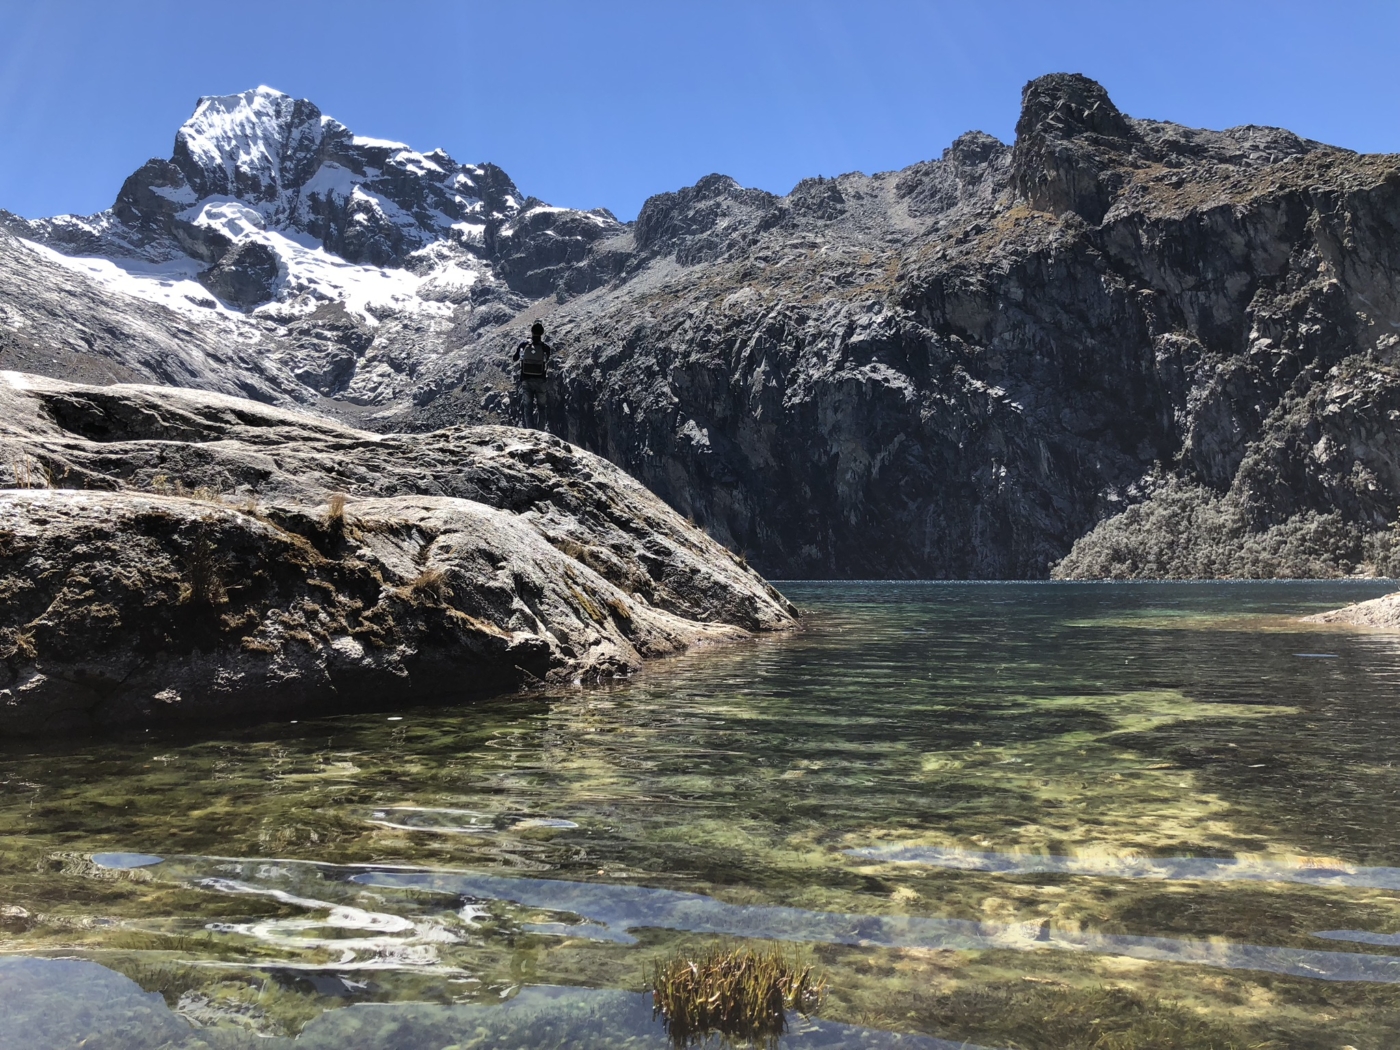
567,584 -> 605,623
651,944 -> 826,1048
405,566 -> 451,603
7,453 -> 52,490
178,516 -> 227,608
0,627 -> 36,660
147,474 -> 224,504
553,536 -> 587,561
325,492 -> 348,529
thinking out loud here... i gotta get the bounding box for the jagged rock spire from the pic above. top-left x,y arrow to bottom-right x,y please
1011,73 -> 1139,223
1016,73 -> 1136,143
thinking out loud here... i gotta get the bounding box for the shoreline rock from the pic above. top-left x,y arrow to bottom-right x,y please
0,373 -> 796,735
1301,592 -> 1400,630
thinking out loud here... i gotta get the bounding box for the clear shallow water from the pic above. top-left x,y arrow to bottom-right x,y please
4,581 -> 1400,1048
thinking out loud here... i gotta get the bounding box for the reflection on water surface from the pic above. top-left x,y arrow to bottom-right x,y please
3,581 -> 1400,1048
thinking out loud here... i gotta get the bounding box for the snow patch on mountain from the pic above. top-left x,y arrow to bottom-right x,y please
19,230 -> 478,327
186,198 -> 267,238
17,237 -> 244,320
301,162 -> 360,199
352,134 -> 409,150
244,232 -> 471,323
150,183 -> 199,205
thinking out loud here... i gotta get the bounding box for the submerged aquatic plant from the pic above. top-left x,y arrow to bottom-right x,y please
650,944 -> 826,1047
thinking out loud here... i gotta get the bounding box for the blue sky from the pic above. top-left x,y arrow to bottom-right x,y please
1,1 -> 1396,222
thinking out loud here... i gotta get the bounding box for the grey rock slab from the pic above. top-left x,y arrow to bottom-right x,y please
0,374 -> 794,734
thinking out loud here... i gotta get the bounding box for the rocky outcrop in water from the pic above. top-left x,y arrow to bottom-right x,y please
1302,591 -> 1400,629
0,373 -> 795,734
3,75 -> 1399,578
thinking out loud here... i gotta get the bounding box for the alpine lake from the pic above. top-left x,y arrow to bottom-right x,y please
4,581 -> 1400,1050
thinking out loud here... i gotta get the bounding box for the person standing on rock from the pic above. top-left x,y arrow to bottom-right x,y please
513,321 -> 552,430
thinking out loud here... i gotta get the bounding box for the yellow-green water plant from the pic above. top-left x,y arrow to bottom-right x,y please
650,944 -> 826,1048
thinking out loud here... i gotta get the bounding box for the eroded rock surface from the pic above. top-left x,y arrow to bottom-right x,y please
0,373 -> 795,734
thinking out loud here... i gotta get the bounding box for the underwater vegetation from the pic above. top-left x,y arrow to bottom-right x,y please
4,582 -> 1400,1048
911,980 -> 1271,1050
650,945 -> 826,1048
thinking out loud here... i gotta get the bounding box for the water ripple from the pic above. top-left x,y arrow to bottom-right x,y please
844,844 -> 1400,890
351,868 -> 1400,984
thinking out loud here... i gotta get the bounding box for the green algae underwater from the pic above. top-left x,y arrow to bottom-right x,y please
3,581 -> 1400,1049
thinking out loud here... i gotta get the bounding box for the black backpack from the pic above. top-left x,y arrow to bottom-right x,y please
520,341 -> 548,377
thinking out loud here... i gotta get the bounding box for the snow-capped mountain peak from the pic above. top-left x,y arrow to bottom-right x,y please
163,84 -> 511,267
2,86 -> 622,334
173,86 -> 334,204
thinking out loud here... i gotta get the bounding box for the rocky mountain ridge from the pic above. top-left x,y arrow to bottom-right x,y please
7,86 -> 622,306
0,86 -> 622,407
3,75 -> 1399,578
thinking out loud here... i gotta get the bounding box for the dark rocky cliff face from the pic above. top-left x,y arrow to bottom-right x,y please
3,74 -> 1399,579
407,74 -> 1399,578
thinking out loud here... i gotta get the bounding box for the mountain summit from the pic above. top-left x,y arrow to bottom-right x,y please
7,86 -> 619,313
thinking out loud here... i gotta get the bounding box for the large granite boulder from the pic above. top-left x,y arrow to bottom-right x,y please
0,373 -> 795,734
